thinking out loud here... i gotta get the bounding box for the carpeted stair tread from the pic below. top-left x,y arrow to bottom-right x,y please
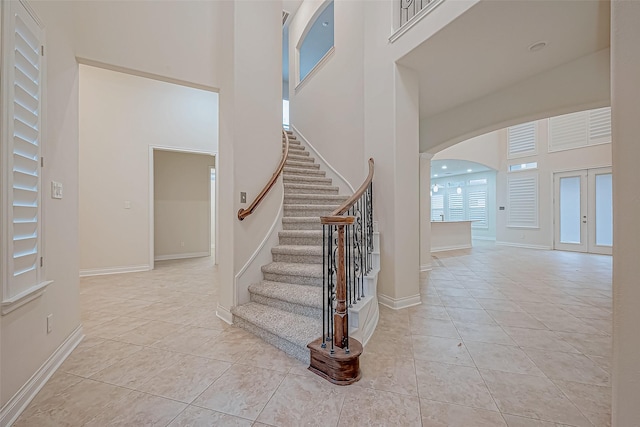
284,183 -> 339,194
283,174 -> 332,185
286,152 -> 312,161
231,302 -> 319,349
271,245 -> 323,256
284,160 -> 320,169
262,261 -> 323,279
283,168 -> 326,177
284,194 -> 349,204
249,281 -> 322,309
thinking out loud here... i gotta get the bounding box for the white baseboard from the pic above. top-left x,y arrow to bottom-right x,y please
154,251 -> 210,261
0,326 -> 84,427
431,244 -> 472,253
378,293 -> 422,310
216,303 -> 233,325
495,241 -> 552,250
420,263 -> 432,272
472,236 -> 496,241
79,265 -> 150,277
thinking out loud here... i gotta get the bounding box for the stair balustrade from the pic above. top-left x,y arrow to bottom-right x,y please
308,158 -> 374,385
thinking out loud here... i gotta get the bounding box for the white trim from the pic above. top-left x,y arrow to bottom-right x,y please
0,325 -> 84,427
389,0 -> 445,43
472,236 -> 496,241
295,46 -> 335,93
420,264 -> 433,272
79,265 -> 150,278
154,251 -> 210,262
495,241 -> 551,250
377,293 -> 422,310
1,280 -> 53,315
290,125 -> 355,193
216,303 -> 233,325
431,244 -> 472,253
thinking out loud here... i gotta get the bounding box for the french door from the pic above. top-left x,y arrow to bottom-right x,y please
554,167 -> 612,254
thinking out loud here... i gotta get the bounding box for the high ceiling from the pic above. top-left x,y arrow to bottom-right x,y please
398,0 -> 610,120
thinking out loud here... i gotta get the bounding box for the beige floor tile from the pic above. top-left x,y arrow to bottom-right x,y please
407,304 -> 450,321
193,364 -> 285,420
503,414 -> 573,426
409,316 -> 460,339
150,325 -> 225,354
502,327 -> 579,353
415,360 -> 498,411
366,330 -> 414,357
456,322 -> 517,346
168,406 -> 253,426
436,287 -> 472,297
87,315 -> 151,339
476,298 -> 523,312
14,379 -> 131,426
447,307 -> 497,325
236,340 -> 299,373
192,328 -> 261,362
553,379 -> 611,427
60,339 -> 143,377
115,320 -> 184,345
587,354 -> 611,374
487,310 -> 547,330
26,371 -> 83,405
480,369 -> 591,426
90,347 -> 183,388
136,354 -> 231,403
466,341 -> 544,376
555,331 -> 612,358
523,348 -> 610,386
84,389 -> 187,426
337,386 -> 421,427
256,373 -> 345,426
411,335 -> 474,366
359,352 -> 418,396
420,399 -> 507,426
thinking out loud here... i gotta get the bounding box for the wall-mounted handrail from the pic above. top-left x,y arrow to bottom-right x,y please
330,158 -> 374,216
237,129 -> 290,221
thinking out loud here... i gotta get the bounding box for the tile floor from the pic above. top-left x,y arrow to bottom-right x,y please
15,243 -> 612,426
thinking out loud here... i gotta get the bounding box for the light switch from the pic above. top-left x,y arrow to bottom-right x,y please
51,181 -> 63,199
124,200 -> 131,209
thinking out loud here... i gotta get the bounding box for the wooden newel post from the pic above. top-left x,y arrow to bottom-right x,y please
334,224 -> 348,349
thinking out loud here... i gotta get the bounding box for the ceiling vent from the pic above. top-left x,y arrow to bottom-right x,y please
282,10 -> 290,26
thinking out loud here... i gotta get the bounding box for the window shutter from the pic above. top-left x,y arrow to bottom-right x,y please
468,190 -> 487,229
448,193 -> 464,221
549,111 -> 588,152
588,107 -> 611,145
431,194 -> 444,221
4,0 -> 44,298
507,174 -> 538,228
507,122 -> 537,158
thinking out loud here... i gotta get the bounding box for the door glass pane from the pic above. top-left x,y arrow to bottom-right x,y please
559,176 -> 581,244
595,173 -> 613,246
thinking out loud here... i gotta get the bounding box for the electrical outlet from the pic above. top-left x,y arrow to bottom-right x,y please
240,192 -> 247,203
51,181 -> 63,199
46,314 -> 53,334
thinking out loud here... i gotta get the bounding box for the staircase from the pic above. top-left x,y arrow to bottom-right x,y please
231,131 -> 349,362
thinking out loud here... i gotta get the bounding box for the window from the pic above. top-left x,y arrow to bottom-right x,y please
507,174 -> 538,228
431,194 -> 444,221
298,1 -> 334,84
549,107 -> 611,152
507,122 -> 537,158
508,162 -> 538,172
447,193 -> 464,221
430,177 -> 490,229
2,0 -> 49,314
468,190 -> 488,229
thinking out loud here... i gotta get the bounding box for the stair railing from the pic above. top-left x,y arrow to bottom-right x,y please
308,158 -> 374,385
237,129 -> 290,221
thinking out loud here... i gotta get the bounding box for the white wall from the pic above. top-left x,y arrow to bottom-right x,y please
154,151 -> 214,260
289,0 -> 365,186
0,0 -> 81,415
79,65 -> 218,275
611,1 -> 640,423
73,0 -> 223,89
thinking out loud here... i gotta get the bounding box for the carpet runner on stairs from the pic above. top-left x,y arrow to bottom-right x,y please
231,131 -> 349,362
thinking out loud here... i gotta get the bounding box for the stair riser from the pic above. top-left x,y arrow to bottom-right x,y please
286,155 -> 314,163
232,317 -> 309,363
283,176 -> 332,186
271,252 -> 323,264
283,168 -> 326,177
287,145 -> 305,152
284,196 -> 349,205
284,164 -> 321,171
284,207 -> 337,217
250,294 -> 322,318
284,186 -> 339,195
282,222 -> 323,231
263,272 -> 323,287
278,236 -> 323,246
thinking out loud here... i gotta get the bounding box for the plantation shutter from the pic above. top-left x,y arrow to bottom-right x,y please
507,122 -> 537,158
5,0 -> 44,297
588,107 -> 611,145
448,193 -> 464,221
468,190 -> 487,229
549,111 -> 588,151
431,194 -> 444,221
507,175 -> 538,228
